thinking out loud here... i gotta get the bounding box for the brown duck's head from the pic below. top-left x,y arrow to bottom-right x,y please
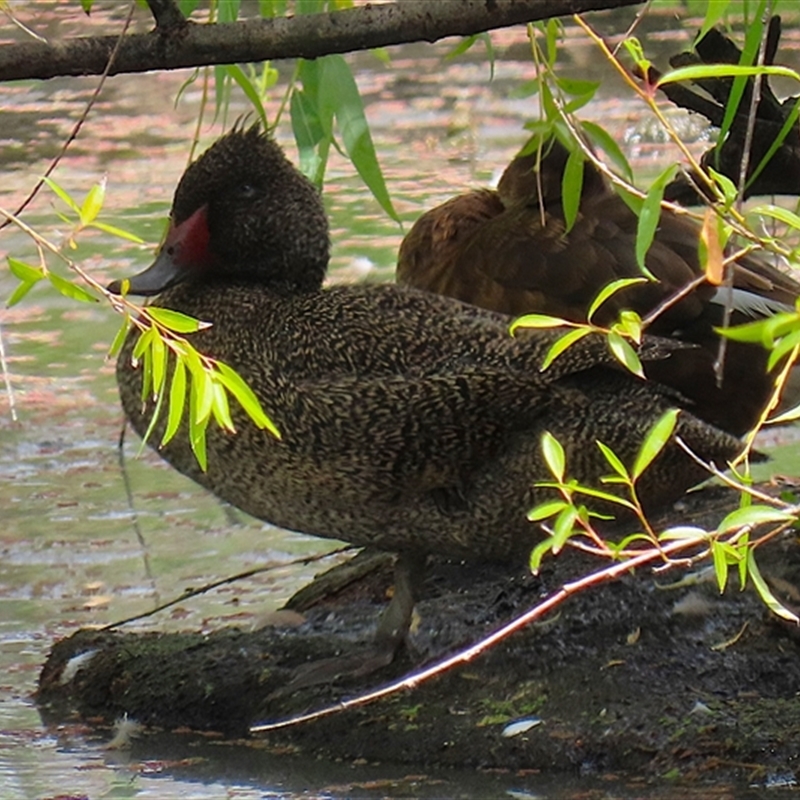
107,124 -> 330,297
497,136 -> 609,209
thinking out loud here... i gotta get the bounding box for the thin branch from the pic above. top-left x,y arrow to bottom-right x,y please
0,0 -> 642,83
250,534 -> 705,734
100,545 -> 355,631
0,1 -> 137,230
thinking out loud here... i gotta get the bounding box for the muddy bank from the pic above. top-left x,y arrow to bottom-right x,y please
37,486 -> 800,782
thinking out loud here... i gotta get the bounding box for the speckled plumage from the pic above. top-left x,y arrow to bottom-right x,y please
113,126 -> 744,565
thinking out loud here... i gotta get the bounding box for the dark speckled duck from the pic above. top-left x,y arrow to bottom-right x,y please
109,125 -> 745,662
398,137 -> 800,437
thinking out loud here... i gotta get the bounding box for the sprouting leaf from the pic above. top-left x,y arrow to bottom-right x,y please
47,272 -> 97,303
147,306 -> 209,334
561,146 -> 584,233
622,37 -> 650,74
541,431 -> 565,482
510,313 -> 570,332
711,539 -> 729,593
162,357 -> 187,447
586,277 -> 647,324
708,167 -> 738,208
541,327 -> 592,371
596,440 -> 629,480
607,330 -> 643,378
632,409 -> 678,480
42,176 -> 81,214
79,176 -> 106,226
636,163 -> 678,271
214,361 -> 280,437
527,499 -> 568,522
747,548 -> 800,623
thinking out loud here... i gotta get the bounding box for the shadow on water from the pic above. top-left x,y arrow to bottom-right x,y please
2,2 -> 800,797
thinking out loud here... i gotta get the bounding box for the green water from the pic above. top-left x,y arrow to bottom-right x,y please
1,2 -> 799,798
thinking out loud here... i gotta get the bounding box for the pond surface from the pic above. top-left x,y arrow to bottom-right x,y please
2,3 -> 800,798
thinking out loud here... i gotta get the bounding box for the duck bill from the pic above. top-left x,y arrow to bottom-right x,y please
107,205 -> 211,297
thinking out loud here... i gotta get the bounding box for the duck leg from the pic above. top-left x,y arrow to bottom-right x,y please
273,551 -> 427,695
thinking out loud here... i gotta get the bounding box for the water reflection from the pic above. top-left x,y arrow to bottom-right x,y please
2,3 -> 800,798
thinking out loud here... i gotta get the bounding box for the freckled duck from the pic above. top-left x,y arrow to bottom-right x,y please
397,136 -> 800,437
109,125 -> 746,668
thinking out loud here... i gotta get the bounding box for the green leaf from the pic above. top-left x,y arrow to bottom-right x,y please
541,431 -> 566,482
190,366 -> 214,426
656,63 -> 800,87
189,411 -> 208,472
632,408 -> 678,480
108,316 -> 131,359
540,327 -> 592,371
214,361 -> 280,437
622,36 -> 650,73
91,220 -> 146,244
162,357 -> 186,447
137,378 -> 166,455
658,526 -> 707,542
47,272 -> 96,303
42,176 -> 81,214
596,440 -> 630,480
708,167 -> 737,208
509,313 -> 570,333
79,177 -> 106,226
320,55 -> 399,222
718,505 -> 795,532
7,280 -> 36,307
750,203 -> 800,231
572,483 -> 636,511
581,121 -> 633,182
147,306 -> 209,334
150,329 -> 167,397
225,64 -> 269,130
527,500 -> 568,522
696,0 -> 731,42
711,539 -> 729,593
561,146 -> 584,233
607,330 -> 644,378
636,163 -> 678,271
747,548 -> 800,623
210,379 -> 236,432
131,327 -> 154,363
768,401 -> 800,425
7,257 -> 44,283
587,277 -> 647,324
529,537 -> 554,575
551,506 -> 579,554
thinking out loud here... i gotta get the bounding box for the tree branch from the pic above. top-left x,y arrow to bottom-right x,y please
145,0 -> 186,31
0,0 -> 641,83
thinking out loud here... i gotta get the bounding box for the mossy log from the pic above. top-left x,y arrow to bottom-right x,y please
37,487 -> 800,780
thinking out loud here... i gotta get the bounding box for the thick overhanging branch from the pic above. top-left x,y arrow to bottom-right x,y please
1,0 -> 641,82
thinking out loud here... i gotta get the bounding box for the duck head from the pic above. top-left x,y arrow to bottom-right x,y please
108,124 -> 330,297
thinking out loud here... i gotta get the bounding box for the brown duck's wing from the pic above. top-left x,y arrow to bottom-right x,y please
397,189 -> 504,296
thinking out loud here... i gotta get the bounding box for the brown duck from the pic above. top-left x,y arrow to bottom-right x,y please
397,137 -> 800,436
109,126 -> 745,665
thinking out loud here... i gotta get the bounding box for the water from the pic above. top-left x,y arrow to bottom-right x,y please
2,2 -> 800,798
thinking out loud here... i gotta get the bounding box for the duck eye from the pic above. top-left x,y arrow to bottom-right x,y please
237,183 -> 258,199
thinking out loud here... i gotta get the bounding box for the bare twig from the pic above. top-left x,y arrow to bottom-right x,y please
250,535 -> 708,734
0,2 -> 137,231
0,316 -> 18,423
100,545 -> 355,631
